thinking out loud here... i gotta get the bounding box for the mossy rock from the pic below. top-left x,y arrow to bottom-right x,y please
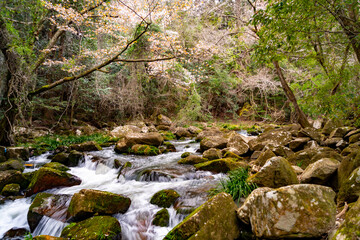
1,183 -> 20,196
337,166 -> 360,205
33,235 -> 67,240
130,144 -> 160,156
164,192 -> 240,240
60,215 -> 121,240
0,170 -> 27,192
152,208 -> 170,227
200,136 -> 228,152
25,167 -> 81,197
252,149 -> 276,167
43,162 -> 70,172
338,151 -> 360,189
203,148 -> 222,160
223,151 -> 242,160
0,159 -> 25,172
67,189 -> 131,221
70,141 -> 102,152
181,152 -> 191,158
51,152 -> 69,165
194,158 -> 249,173
5,147 -> 29,161
178,155 -> 208,165
68,150 -> 84,167
150,189 -> 180,208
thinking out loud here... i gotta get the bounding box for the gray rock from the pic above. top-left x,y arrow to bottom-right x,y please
300,158 -> 340,185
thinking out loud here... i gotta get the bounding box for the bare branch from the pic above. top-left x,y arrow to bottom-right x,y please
114,56 -> 175,63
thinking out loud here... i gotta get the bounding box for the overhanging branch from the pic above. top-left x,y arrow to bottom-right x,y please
114,56 -> 175,63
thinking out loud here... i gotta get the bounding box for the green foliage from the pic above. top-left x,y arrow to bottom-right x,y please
24,232 -> 33,240
209,168 -> 257,202
178,86 -> 207,121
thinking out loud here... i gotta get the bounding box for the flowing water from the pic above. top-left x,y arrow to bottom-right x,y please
0,140 -> 226,240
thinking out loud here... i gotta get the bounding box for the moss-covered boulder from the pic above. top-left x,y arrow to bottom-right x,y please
300,158 -> 340,185
226,132 -> 249,156
0,159 -> 24,172
180,152 -> 191,158
131,144 -> 160,156
164,192 -> 240,240
163,142 -> 176,152
349,133 -> 360,144
287,147 -> 342,169
156,114 -> 172,126
43,162 -> 70,172
174,127 -> 193,138
248,157 -> 298,188
5,147 -> 29,161
223,150 -> 242,160
329,127 -> 353,139
68,150 -> 84,167
28,193 -> 71,231
178,155 -> 208,165
202,148 -> 222,160
341,144 -> 360,156
25,167 -> 81,196
252,149 -> 276,167
51,152 -> 69,165
331,196 -> 360,240
0,170 -> 27,192
238,184 -> 336,239
115,132 -> 164,153
298,127 -> 323,143
67,189 -> 131,221
1,183 -> 20,196
152,208 -> 170,227
337,166 -> 360,205
60,216 -> 121,240
70,141 -> 102,152
195,158 -> 248,173
338,151 -> 360,189
150,189 -> 180,208
322,119 -> 342,135
248,129 -> 292,151
200,136 -> 228,152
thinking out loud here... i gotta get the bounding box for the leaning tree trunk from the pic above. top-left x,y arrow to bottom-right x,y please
273,60 -> 311,128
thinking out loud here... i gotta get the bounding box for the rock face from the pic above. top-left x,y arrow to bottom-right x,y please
194,158 -> 248,173
67,189 -> 131,221
28,193 -> 71,231
248,129 -> 292,151
248,157 -> 298,188
25,167 -> 81,196
202,148 -> 222,160
61,216 -> 122,240
164,192 -> 240,240
238,184 -> 336,239
227,132 -> 249,155
200,136 -> 228,152
150,189 -> 180,208
331,196 -> 360,240
337,166 -> 360,205
300,158 -> 340,185
152,208 -> 170,227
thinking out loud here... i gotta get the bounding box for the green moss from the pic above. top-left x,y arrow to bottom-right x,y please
1,183 -> 20,196
150,189 -> 180,208
43,162 -> 70,172
152,208 -> 170,227
194,158 -> 249,173
159,131 -> 176,141
60,216 -> 121,240
181,152 -> 191,158
130,144 -> 160,156
29,192 -> 54,212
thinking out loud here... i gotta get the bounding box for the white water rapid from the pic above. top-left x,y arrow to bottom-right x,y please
0,140 -> 225,240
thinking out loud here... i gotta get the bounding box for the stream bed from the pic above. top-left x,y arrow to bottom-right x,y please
0,139 -> 225,239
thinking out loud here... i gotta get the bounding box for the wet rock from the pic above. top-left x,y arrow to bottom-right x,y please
61,215 -> 121,240
338,151 -> 360,189
178,155 -> 208,165
0,170 -> 27,192
0,159 -> 24,172
287,147 -> 342,169
337,166 -> 360,205
248,157 -> 298,188
5,147 -> 29,161
150,189 -> 180,208
28,193 -> 71,231
3,227 -> 28,239
137,169 -> 174,182
70,141 -> 102,152
331,196 -> 360,240
200,136 -> 228,152
203,148 -> 222,160
156,114 -> 172,126
252,149 -> 276,167
248,129 -> 292,152
300,158 -> 340,185
289,137 -> 310,151
152,208 -> 170,227
227,132 -> 249,155
25,167 -> 81,196
51,152 -> 69,165
43,162 -> 70,172
180,152 -> 191,158
163,142 -> 176,152
164,192 -> 240,240
194,158 -> 249,173
238,184 -> 336,239
349,133 -> 360,144
68,189 -> 131,221
174,127 -> 192,138
68,150 -> 84,167
131,144 -> 160,156
1,183 -> 20,196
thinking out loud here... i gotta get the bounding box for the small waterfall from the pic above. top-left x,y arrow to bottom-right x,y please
33,216 -> 68,237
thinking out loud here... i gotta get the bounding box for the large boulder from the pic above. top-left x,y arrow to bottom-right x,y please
150,189 -> 180,208
25,167 -> 81,196
287,147 -> 342,169
194,158 -> 248,173
164,192 -> 240,240
174,127 -> 193,138
195,129 -> 223,141
248,129 -> 292,151
322,119 -> 342,135
152,208 -> 170,227
27,193 -> 71,231
61,216 -> 122,240
68,189 -> 131,221
70,141 -> 102,152
200,136 -> 228,152
1,183 -> 20,196
130,144 -> 160,156
202,148 -> 222,160
300,158 -> 340,185
115,132 -> 164,153
110,125 -> 141,138
331,196 -> 360,240
156,114 -> 172,126
43,162 -> 70,172
238,184 -> 336,239
5,147 -> 29,161
178,155 -> 208,165
337,151 -> 360,189
0,159 -> 24,172
337,166 -> 360,205
252,149 -> 276,167
226,132 -> 249,156
248,157 -> 299,188
0,170 -> 27,192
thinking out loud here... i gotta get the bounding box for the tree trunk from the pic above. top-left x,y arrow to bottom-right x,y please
273,61 -> 311,128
